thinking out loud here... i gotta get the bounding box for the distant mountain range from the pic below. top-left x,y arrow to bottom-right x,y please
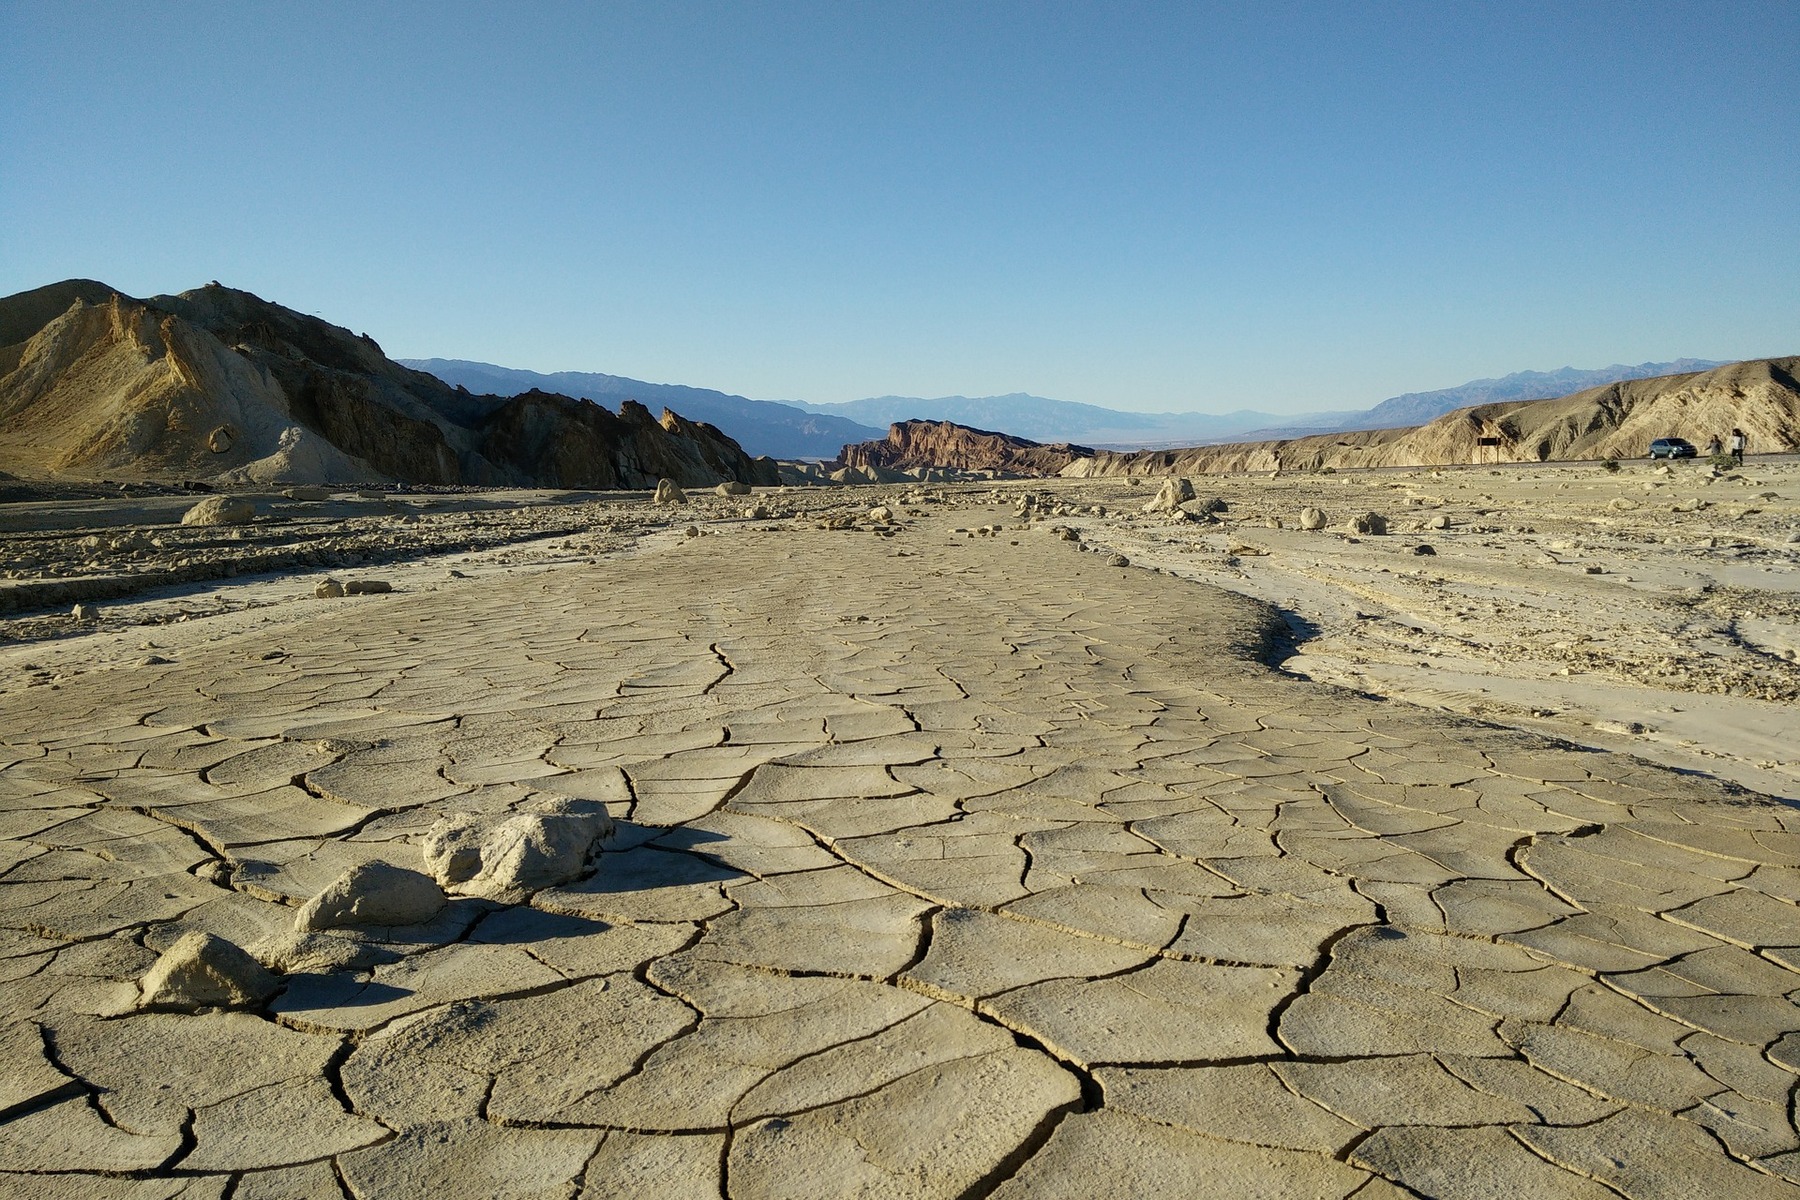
784,393 -> 1346,448
400,360 -> 882,459
1354,360 -> 1728,429
407,358 -> 1729,459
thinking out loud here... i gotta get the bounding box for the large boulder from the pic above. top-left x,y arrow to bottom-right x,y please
137,932 -> 277,1012
1143,478 -> 1197,513
422,799 -> 614,902
181,495 -> 256,526
654,478 -> 686,504
715,480 -> 751,496
294,861 -> 447,932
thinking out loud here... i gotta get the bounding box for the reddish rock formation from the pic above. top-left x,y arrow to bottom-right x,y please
839,420 -> 1094,477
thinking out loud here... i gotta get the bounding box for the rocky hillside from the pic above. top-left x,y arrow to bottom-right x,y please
0,281 -> 777,488
838,420 -> 1095,477
1062,357 -> 1800,477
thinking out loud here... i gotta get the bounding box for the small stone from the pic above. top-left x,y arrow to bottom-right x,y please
1426,514 -> 1450,529
654,479 -> 686,505
181,496 -> 256,526
684,526 -> 701,538
70,603 -> 98,622
1108,553 -> 1130,567
1227,541 -> 1269,557
254,931 -> 395,975
314,578 -> 346,599
137,655 -> 172,667
1298,508 -> 1327,531
294,862 -> 447,932
284,485 -> 333,501
138,931 -> 277,1012
1349,512 -> 1388,535
745,504 -> 770,520
345,579 -> 392,594
1413,544 -> 1436,556
422,816 -> 487,887
1583,565 -> 1603,575
868,506 -> 895,523
206,424 -> 236,453
715,481 -> 751,496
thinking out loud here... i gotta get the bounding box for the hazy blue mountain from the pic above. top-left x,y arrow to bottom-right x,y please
807,361 -> 1731,446
1357,360 -> 1727,430
400,359 -> 882,459
787,393 -> 1347,447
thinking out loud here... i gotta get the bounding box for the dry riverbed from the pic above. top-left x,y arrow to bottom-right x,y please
0,465 -> 1796,1197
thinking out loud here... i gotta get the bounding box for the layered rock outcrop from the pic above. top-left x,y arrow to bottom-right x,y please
1063,358 -> 1800,477
839,419 -> 1094,477
0,280 -> 777,488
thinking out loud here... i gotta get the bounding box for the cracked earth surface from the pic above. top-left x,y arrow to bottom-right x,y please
2,498 -> 1798,1198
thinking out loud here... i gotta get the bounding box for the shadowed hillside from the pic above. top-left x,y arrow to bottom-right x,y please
0,281 -> 776,488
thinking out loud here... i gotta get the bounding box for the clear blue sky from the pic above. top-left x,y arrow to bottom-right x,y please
3,2 -> 1796,414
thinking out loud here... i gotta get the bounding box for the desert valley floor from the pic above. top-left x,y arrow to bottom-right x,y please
2,462 -> 1799,1198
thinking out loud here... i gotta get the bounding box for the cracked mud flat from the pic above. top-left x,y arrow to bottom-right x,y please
1,473 -> 1798,1198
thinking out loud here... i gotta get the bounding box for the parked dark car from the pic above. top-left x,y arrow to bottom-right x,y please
1648,437 -> 1697,459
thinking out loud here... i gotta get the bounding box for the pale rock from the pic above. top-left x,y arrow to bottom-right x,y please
314,578 -> 346,598
345,579 -> 392,594
715,481 -> 751,496
255,930 -> 396,975
294,861 -> 447,932
1299,507 -> 1327,531
422,815 -> 487,886
137,931 -> 277,1012
1349,511 -> 1388,535
206,424 -> 236,453
1426,513 -> 1450,529
654,478 -> 686,504
868,505 -> 895,523
745,504 -> 770,519
1143,478 -> 1196,513
284,485 -> 333,501
424,799 -> 615,901
1108,553 -> 1130,567
181,495 -> 256,526
70,603 -> 98,621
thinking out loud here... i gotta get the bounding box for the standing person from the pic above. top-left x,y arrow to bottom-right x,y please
1729,428 -> 1746,466
1706,434 -> 1723,458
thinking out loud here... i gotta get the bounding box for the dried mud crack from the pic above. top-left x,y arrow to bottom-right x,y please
0,480 -> 1797,1198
